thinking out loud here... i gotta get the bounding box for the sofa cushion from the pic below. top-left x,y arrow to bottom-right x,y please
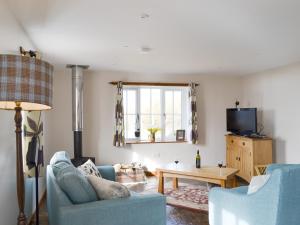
55,164 -> 98,204
87,175 -> 130,200
50,151 -> 72,166
247,174 -> 271,194
52,161 -> 70,176
78,159 -> 102,177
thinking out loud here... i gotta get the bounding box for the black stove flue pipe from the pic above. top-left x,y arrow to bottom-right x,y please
74,131 -> 82,159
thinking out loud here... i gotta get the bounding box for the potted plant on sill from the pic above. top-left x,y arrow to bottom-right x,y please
147,128 -> 160,142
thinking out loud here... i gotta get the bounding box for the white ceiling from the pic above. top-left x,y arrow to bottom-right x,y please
0,1 -> 34,53
2,0 -> 300,75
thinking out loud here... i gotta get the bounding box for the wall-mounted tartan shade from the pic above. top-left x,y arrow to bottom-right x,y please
0,54 -> 53,110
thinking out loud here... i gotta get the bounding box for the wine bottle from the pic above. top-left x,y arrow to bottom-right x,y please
196,150 -> 201,168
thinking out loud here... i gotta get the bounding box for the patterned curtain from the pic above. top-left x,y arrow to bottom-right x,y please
113,81 -> 125,147
189,83 -> 198,144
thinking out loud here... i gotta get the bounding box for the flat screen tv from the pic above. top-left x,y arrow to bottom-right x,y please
226,108 -> 257,135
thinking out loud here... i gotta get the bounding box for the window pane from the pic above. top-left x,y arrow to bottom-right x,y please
174,91 -> 182,114
126,115 -> 136,139
152,115 -> 161,140
140,88 -> 151,114
151,89 -> 161,114
174,115 -> 182,132
124,115 -> 128,137
124,87 -> 186,141
123,90 -> 127,115
152,115 -> 161,127
141,115 -> 151,140
165,91 -> 173,114
127,90 -> 136,114
165,115 -> 174,138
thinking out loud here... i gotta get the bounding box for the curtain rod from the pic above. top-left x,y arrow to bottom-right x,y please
109,81 -> 199,87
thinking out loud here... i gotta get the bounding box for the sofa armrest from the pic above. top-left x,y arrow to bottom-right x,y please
97,165 -> 116,181
232,185 -> 248,194
266,164 -> 300,174
209,186 -> 278,225
57,194 -> 166,225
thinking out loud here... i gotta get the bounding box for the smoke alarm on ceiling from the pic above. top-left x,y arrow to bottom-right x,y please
141,13 -> 150,19
140,46 -> 152,54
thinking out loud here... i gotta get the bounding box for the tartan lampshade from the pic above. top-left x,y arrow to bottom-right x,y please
0,54 -> 53,110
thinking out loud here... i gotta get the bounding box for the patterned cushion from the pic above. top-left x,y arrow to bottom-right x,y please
87,175 -> 131,200
78,159 -> 102,177
55,163 -> 98,204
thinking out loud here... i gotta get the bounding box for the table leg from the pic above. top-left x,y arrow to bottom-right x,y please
158,172 -> 164,194
220,180 -> 226,188
173,178 -> 179,189
232,176 -> 238,188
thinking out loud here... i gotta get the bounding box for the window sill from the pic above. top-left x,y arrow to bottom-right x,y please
125,140 -> 188,144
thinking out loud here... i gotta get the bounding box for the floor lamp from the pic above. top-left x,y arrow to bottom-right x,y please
0,54 -> 53,225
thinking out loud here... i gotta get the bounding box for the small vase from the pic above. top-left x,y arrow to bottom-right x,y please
149,133 -> 155,142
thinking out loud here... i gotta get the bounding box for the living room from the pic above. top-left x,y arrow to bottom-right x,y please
0,1 -> 300,225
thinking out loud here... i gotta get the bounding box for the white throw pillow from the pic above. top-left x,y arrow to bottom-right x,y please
87,175 -> 131,200
77,159 -> 102,178
247,174 -> 271,194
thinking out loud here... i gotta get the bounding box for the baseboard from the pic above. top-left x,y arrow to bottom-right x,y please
27,191 -> 46,225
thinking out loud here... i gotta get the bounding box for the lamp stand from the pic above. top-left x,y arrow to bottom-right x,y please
15,103 -> 26,225
35,165 -> 39,225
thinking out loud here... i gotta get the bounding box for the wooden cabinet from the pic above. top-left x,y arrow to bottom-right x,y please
226,135 -> 273,182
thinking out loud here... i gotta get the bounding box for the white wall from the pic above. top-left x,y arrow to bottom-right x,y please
242,63 -> 300,163
44,69 -> 73,162
0,0 -> 33,53
0,0 -> 37,224
0,111 -> 19,225
46,70 -> 242,170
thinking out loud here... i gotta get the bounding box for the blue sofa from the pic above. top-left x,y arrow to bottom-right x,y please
47,152 -> 166,225
209,164 -> 300,225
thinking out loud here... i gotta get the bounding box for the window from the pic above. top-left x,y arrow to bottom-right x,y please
123,86 -> 188,141
123,89 -> 137,139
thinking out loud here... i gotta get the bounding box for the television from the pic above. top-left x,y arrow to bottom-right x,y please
226,108 -> 257,135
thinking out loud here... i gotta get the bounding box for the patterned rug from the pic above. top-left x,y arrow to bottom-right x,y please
117,168 -> 210,212
127,179 -> 209,212
164,184 -> 208,212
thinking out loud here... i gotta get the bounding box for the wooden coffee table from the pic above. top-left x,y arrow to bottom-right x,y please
156,165 -> 239,194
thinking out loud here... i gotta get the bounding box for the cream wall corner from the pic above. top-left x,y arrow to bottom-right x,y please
242,62 -> 300,163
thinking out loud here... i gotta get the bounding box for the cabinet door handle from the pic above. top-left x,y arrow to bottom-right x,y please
242,142 -> 245,146
231,140 -> 234,143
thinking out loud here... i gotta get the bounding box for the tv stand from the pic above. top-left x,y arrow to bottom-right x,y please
227,133 -> 268,139
249,133 -> 268,139
226,134 -> 273,182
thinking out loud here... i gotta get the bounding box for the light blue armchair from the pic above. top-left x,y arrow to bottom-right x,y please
209,164 -> 300,225
47,152 -> 166,225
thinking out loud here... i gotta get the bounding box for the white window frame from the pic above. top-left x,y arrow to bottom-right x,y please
123,88 -> 139,141
163,87 -> 188,140
123,86 -> 188,141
